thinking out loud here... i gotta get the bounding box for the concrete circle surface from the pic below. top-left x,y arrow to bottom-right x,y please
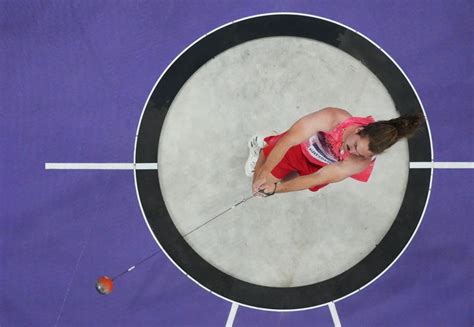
158,36 -> 408,287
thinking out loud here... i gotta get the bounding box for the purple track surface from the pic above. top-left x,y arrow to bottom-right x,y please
1,1 -> 472,326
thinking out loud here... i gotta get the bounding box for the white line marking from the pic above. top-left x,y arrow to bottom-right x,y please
45,163 -> 157,170
410,162 -> 474,169
225,302 -> 239,327
328,302 -> 342,327
45,162 -> 474,171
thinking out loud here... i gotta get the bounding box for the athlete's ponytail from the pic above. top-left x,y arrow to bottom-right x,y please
358,114 -> 425,154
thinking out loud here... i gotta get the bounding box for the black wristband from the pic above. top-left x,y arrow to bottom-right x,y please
261,182 -> 277,196
271,182 -> 277,195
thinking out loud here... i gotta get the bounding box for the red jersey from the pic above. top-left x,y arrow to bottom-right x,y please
300,116 -> 376,182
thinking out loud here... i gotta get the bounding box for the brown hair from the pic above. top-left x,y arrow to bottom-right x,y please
358,114 -> 425,154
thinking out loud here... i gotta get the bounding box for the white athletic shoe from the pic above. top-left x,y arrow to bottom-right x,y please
245,135 -> 266,177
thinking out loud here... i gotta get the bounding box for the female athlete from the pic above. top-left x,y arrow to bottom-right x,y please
246,107 -> 424,197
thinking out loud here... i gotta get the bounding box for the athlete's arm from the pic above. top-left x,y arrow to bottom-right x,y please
252,107 -> 349,193
273,155 -> 371,193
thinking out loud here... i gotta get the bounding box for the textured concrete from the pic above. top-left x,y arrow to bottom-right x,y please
158,37 -> 408,287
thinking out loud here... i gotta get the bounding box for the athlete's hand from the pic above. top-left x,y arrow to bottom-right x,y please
252,173 -> 267,193
257,182 -> 277,198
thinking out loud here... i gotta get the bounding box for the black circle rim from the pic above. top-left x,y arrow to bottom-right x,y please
135,13 -> 431,310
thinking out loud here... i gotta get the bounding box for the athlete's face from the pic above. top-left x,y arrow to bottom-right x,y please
344,128 -> 373,159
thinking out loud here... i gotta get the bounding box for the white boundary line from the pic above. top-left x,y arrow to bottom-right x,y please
45,163 -> 157,170
225,302 -> 239,327
44,162 -> 474,170
132,12 -> 436,312
328,302 -> 342,327
410,162 -> 474,169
